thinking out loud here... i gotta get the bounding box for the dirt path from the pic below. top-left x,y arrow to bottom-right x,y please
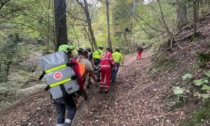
0,51 -> 185,126
72,51 -> 185,126
71,51 -> 166,126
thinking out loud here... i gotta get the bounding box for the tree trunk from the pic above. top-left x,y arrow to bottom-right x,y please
176,0 -> 187,30
193,0 -> 198,37
106,0 -> 112,49
5,61 -> 11,81
54,0 -> 68,51
84,28 -> 94,51
157,0 -> 171,37
157,0 -> 174,49
47,0 -> 51,53
208,0 -> 210,12
83,0 -> 97,49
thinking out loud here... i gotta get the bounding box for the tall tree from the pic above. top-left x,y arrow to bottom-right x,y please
54,0 -> 68,50
76,0 -> 97,49
157,0 -> 171,38
193,0 -> 199,37
106,0 -> 112,48
176,0 -> 187,30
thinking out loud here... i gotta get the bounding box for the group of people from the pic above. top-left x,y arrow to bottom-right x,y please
53,44 -> 124,126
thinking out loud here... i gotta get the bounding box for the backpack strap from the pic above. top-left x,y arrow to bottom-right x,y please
39,71 -> 46,80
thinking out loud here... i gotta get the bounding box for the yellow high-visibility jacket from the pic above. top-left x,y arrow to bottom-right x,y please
112,51 -> 124,63
93,49 -> 103,59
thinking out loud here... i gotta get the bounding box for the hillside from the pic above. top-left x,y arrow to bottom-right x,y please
1,14 -> 210,126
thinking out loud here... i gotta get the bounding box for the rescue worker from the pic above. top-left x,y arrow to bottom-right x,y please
111,47 -> 124,83
75,47 -> 83,59
86,47 -> 92,61
79,50 -> 97,89
53,44 -> 79,126
92,45 -> 103,81
86,47 -> 95,88
92,45 -> 103,67
100,47 -> 116,93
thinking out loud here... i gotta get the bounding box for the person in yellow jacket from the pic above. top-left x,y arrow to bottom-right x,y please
111,47 -> 124,83
92,45 -> 103,81
92,45 -> 103,67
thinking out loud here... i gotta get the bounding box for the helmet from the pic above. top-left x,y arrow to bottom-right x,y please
69,45 -> 75,50
86,47 -> 91,52
115,47 -> 120,52
99,45 -> 103,50
78,48 -> 83,55
58,45 -> 72,53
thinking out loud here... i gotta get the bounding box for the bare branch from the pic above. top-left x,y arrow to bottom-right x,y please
126,7 -> 161,32
0,0 -> 10,10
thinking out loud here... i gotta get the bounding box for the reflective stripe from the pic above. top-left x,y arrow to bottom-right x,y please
65,119 -> 71,123
50,78 -> 72,88
45,64 -> 67,73
105,85 -> 109,87
101,65 -> 111,68
57,124 -> 64,126
101,58 -> 110,60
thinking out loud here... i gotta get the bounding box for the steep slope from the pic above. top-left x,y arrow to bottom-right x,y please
1,14 -> 210,126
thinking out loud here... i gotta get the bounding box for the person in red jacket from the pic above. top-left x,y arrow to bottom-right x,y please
100,48 -> 116,93
136,46 -> 143,59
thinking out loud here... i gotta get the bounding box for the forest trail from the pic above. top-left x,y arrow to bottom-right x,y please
0,51 -> 185,126
72,51 -> 185,126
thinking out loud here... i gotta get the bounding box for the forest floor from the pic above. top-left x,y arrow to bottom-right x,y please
1,14 -> 210,126
0,51 -> 191,126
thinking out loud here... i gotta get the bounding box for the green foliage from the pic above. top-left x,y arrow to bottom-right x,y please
201,85 -> 210,90
193,79 -> 205,86
198,53 -> 210,68
182,73 -> 193,81
182,100 -> 210,126
204,71 -> 210,78
173,86 -> 184,95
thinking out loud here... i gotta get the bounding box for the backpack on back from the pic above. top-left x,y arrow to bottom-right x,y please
76,59 -> 87,79
39,51 -> 80,100
139,47 -> 144,51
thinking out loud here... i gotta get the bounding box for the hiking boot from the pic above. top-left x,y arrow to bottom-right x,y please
99,87 -> 103,93
104,90 -> 109,94
104,88 -> 109,93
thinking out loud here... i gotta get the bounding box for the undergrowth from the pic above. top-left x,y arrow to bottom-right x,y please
180,99 -> 210,126
150,51 -> 176,73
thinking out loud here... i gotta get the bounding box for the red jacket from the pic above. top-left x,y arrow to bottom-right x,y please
100,51 -> 116,69
70,59 -> 84,91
